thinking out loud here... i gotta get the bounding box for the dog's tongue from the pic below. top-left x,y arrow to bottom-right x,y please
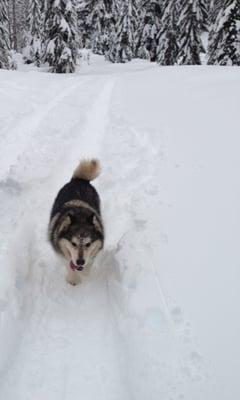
70,261 -> 83,271
70,261 -> 77,271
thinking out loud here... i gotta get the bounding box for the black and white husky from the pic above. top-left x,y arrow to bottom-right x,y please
48,159 -> 104,285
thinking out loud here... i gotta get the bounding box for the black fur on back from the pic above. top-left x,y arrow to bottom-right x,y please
50,178 -> 101,220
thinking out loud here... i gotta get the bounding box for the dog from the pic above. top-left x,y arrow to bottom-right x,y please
48,159 -> 104,285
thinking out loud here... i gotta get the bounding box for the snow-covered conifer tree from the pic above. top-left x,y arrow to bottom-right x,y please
136,0 -> 162,61
44,0 -> 79,73
208,0 -> 240,65
208,0 -> 222,59
177,0 -> 204,65
77,0 -> 90,48
26,0 -> 42,66
77,0 -> 98,49
157,0 -> 180,65
198,0 -> 209,31
87,0 -> 115,55
106,0 -> 139,63
77,0 -> 114,53
0,0 -> 13,69
209,0 -> 222,24
8,0 -> 30,51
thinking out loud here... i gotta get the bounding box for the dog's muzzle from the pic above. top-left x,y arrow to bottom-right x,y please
70,261 -> 84,272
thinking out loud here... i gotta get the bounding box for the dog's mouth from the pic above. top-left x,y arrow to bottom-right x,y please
70,261 -> 84,272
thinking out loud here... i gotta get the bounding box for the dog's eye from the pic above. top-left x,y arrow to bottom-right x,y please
85,243 -> 91,248
71,242 -> 77,248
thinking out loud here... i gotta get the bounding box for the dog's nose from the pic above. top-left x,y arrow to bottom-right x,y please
76,258 -> 85,266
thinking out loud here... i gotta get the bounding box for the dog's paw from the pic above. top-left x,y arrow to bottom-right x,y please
66,271 -> 81,286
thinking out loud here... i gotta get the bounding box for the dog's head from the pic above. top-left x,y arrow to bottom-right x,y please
58,209 -> 103,271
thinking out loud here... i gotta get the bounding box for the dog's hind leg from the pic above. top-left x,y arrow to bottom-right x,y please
66,269 -> 81,286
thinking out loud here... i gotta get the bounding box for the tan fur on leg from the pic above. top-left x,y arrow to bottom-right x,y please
66,269 -> 81,286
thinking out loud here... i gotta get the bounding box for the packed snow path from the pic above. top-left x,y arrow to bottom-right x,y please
0,57 -> 240,400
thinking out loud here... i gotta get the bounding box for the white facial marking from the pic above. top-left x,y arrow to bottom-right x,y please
60,236 -> 102,269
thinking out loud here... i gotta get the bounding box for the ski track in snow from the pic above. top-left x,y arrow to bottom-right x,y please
0,65 -> 208,400
0,77 -> 89,177
0,75 -> 124,400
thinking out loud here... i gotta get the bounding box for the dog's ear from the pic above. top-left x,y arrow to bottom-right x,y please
68,212 -> 76,224
58,212 -> 76,234
92,215 -> 102,233
87,213 -> 102,232
58,215 -> 71,234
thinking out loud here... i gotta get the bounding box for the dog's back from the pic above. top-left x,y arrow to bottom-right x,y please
50,159 -> 101,219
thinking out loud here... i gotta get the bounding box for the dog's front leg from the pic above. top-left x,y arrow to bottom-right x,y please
66,269 -> 81,286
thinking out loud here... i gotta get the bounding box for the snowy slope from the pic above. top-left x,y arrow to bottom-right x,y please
0,57 -> 240,400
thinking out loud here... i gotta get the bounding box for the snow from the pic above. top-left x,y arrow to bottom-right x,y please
0,55 -> 240,400
216,2 -> 236,31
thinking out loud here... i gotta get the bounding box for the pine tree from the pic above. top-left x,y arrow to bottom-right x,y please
20,0 -> 31,48
8,0 -> 30,51
87,0 -> 115,55
136,0 -> 162,62
44,0 -> 79,73
208,0 -> 240,65
208,0 -> 222,60
209,0 -> 222,24
157,0 -> 180,65
106,0 -> 139,63
27,0 -> 42,66
77,0 -> 115,53
178,0 -> 204,65
198,0 -> 209,32
0,0 -> 12,69
77,0 -> 90,48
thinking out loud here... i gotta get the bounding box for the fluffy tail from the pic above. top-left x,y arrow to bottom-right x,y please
72,159 -> 101,181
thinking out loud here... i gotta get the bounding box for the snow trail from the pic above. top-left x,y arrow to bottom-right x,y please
0,75 -> 129,400
75,77 -> 116,157
0,76 -> 91,177
0,69 -> 182,400
1,60 -> 238,400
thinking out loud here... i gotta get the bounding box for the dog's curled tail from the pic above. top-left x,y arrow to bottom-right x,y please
72,159 -> 101,181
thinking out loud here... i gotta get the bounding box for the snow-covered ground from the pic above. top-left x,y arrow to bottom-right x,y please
0,55 -> 240,400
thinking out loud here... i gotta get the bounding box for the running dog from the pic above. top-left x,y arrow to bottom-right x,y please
48,159 -> 104,285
